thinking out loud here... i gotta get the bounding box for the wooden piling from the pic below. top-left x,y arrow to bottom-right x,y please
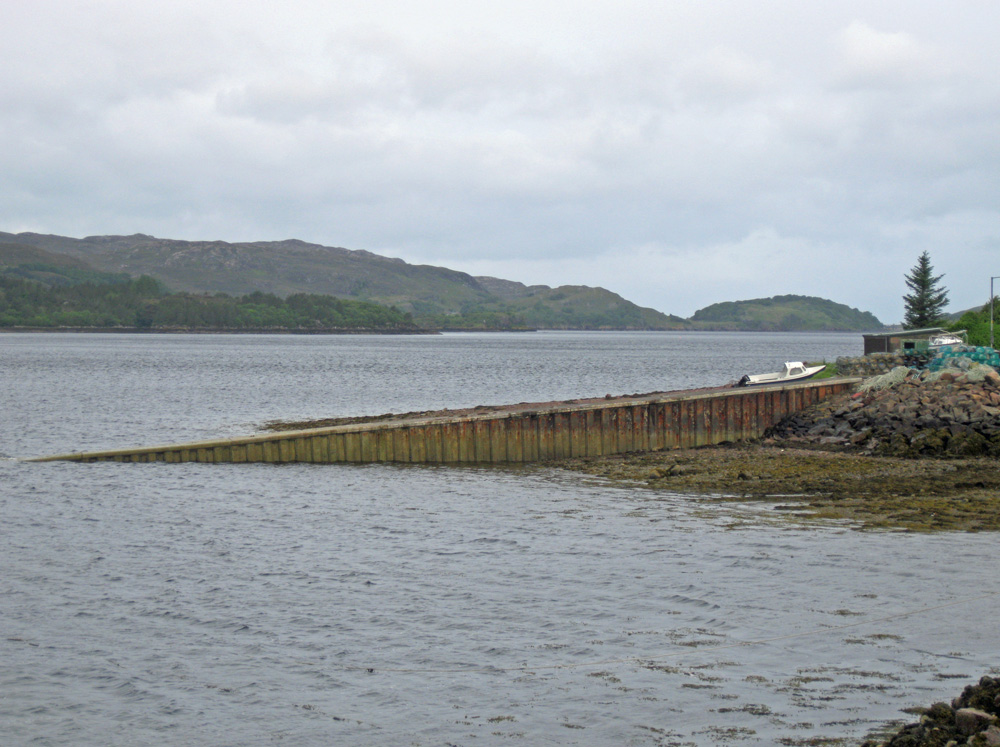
31,378 -> 860,466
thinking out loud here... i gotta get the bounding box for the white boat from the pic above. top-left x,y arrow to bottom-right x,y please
737,361 -> 825,387
929,331 -> 965,349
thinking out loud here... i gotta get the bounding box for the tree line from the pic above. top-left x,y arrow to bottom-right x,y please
947,301 -> 1000,347
0,271 -> 419,331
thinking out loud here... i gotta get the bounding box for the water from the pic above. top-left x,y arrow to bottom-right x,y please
3,332 -> 997,746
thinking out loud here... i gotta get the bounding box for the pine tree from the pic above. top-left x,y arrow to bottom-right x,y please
902,251 -> 949,329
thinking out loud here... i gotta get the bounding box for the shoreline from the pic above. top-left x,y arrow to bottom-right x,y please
558,441 -> 1000,532
0,326 -> 437,335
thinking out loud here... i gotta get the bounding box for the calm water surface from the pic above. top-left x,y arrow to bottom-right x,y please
2,332 -> 997,746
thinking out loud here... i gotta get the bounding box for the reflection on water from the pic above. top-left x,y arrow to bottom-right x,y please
2,332 -> 995,746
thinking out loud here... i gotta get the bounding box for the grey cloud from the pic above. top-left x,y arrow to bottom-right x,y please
3,1 -> 1000,323
831,21 -> 942,90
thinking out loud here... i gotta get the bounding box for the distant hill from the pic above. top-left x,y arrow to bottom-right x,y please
689,295 -> 884,331
1,233 -> 883,331
0,243 -> 420,332
0,241 -> 129,286
0,232 -> 684,330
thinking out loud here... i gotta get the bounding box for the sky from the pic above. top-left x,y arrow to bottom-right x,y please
3,1 -> 999,323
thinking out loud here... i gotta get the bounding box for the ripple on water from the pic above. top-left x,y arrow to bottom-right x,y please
3,334 -> 998,745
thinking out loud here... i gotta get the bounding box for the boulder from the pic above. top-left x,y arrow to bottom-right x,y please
983,725 -> 1000,746
955,707 -> 997,736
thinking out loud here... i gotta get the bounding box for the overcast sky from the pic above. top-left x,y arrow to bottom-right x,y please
3,1 -> 999,322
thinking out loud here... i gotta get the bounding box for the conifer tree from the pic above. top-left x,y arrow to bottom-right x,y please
902,251 -> 949,329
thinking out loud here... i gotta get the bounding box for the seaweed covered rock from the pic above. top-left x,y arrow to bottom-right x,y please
861,676 -> 1000,746
767,361 -> 1000,457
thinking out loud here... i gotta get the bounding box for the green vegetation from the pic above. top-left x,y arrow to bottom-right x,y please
688,295 -> 883,331
1,234 -> 885,331
0,270 -> 418,331
809,362 -> 839,380
903,250 -> 949,329
0,233 -> 684,330
947,298 -> 1000,346
494,285 -> 687,330
3,261 -> 129,287
421,285 -> 688,330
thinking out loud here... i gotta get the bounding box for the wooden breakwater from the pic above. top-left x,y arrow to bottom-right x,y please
31,378 -> 860,465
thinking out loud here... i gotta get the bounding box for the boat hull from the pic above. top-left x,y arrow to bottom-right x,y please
738,363 -> 825,387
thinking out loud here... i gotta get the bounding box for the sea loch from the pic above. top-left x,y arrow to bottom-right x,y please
2,331 -> 997,746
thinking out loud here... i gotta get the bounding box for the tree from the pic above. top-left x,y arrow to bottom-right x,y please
947,297 -> 1000,346
902,251 -> 949,329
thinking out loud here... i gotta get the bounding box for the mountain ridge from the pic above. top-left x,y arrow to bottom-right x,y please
0,231 -> 882,331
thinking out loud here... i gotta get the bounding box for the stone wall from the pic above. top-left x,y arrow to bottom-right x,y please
835,352 -> 933,377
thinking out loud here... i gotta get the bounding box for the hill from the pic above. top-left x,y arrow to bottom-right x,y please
1,234 -> 883,331
0,269 -> 419,333
689,294 -> 883,331
0,232 -> 683,330
0,240 -> 130,286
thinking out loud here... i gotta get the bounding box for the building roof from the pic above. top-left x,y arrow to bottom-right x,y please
863,327 -> 945,338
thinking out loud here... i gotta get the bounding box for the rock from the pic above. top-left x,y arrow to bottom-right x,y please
925,702 -> 955,723
983,725 -> 1000,746
946,431 -> 989,456
867,678 -> 1000,746
765,363 -> 1000,457
955,707 -> 997,736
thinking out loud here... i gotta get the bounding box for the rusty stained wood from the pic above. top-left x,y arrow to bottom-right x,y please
489,419 -> 507,463
520,414 -> 539,462
33,379 -> 859,466
553,412 -> 571,459
600,408 -> 617,455
472,419 -> 491,462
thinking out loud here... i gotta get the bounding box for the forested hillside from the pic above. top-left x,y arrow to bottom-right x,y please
1,234 -> 884,331
0,232 -> 682,330
0,272 -> 419,331
689,295 -> 883,331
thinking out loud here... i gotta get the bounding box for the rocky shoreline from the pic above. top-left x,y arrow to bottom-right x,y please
861,675 -> 1000,746
561,358 -> 1000,532
561,442 -> 1000,531
769,361 -> 1000,458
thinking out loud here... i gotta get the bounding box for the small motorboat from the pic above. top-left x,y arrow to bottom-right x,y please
929,331 -> 965,349
738,361 -> 825,387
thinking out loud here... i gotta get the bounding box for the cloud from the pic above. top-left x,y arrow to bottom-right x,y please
833,21 -> 939,89
675,48 -> 776,107
437,219 -> 998,325
3,1 -> 1000,323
